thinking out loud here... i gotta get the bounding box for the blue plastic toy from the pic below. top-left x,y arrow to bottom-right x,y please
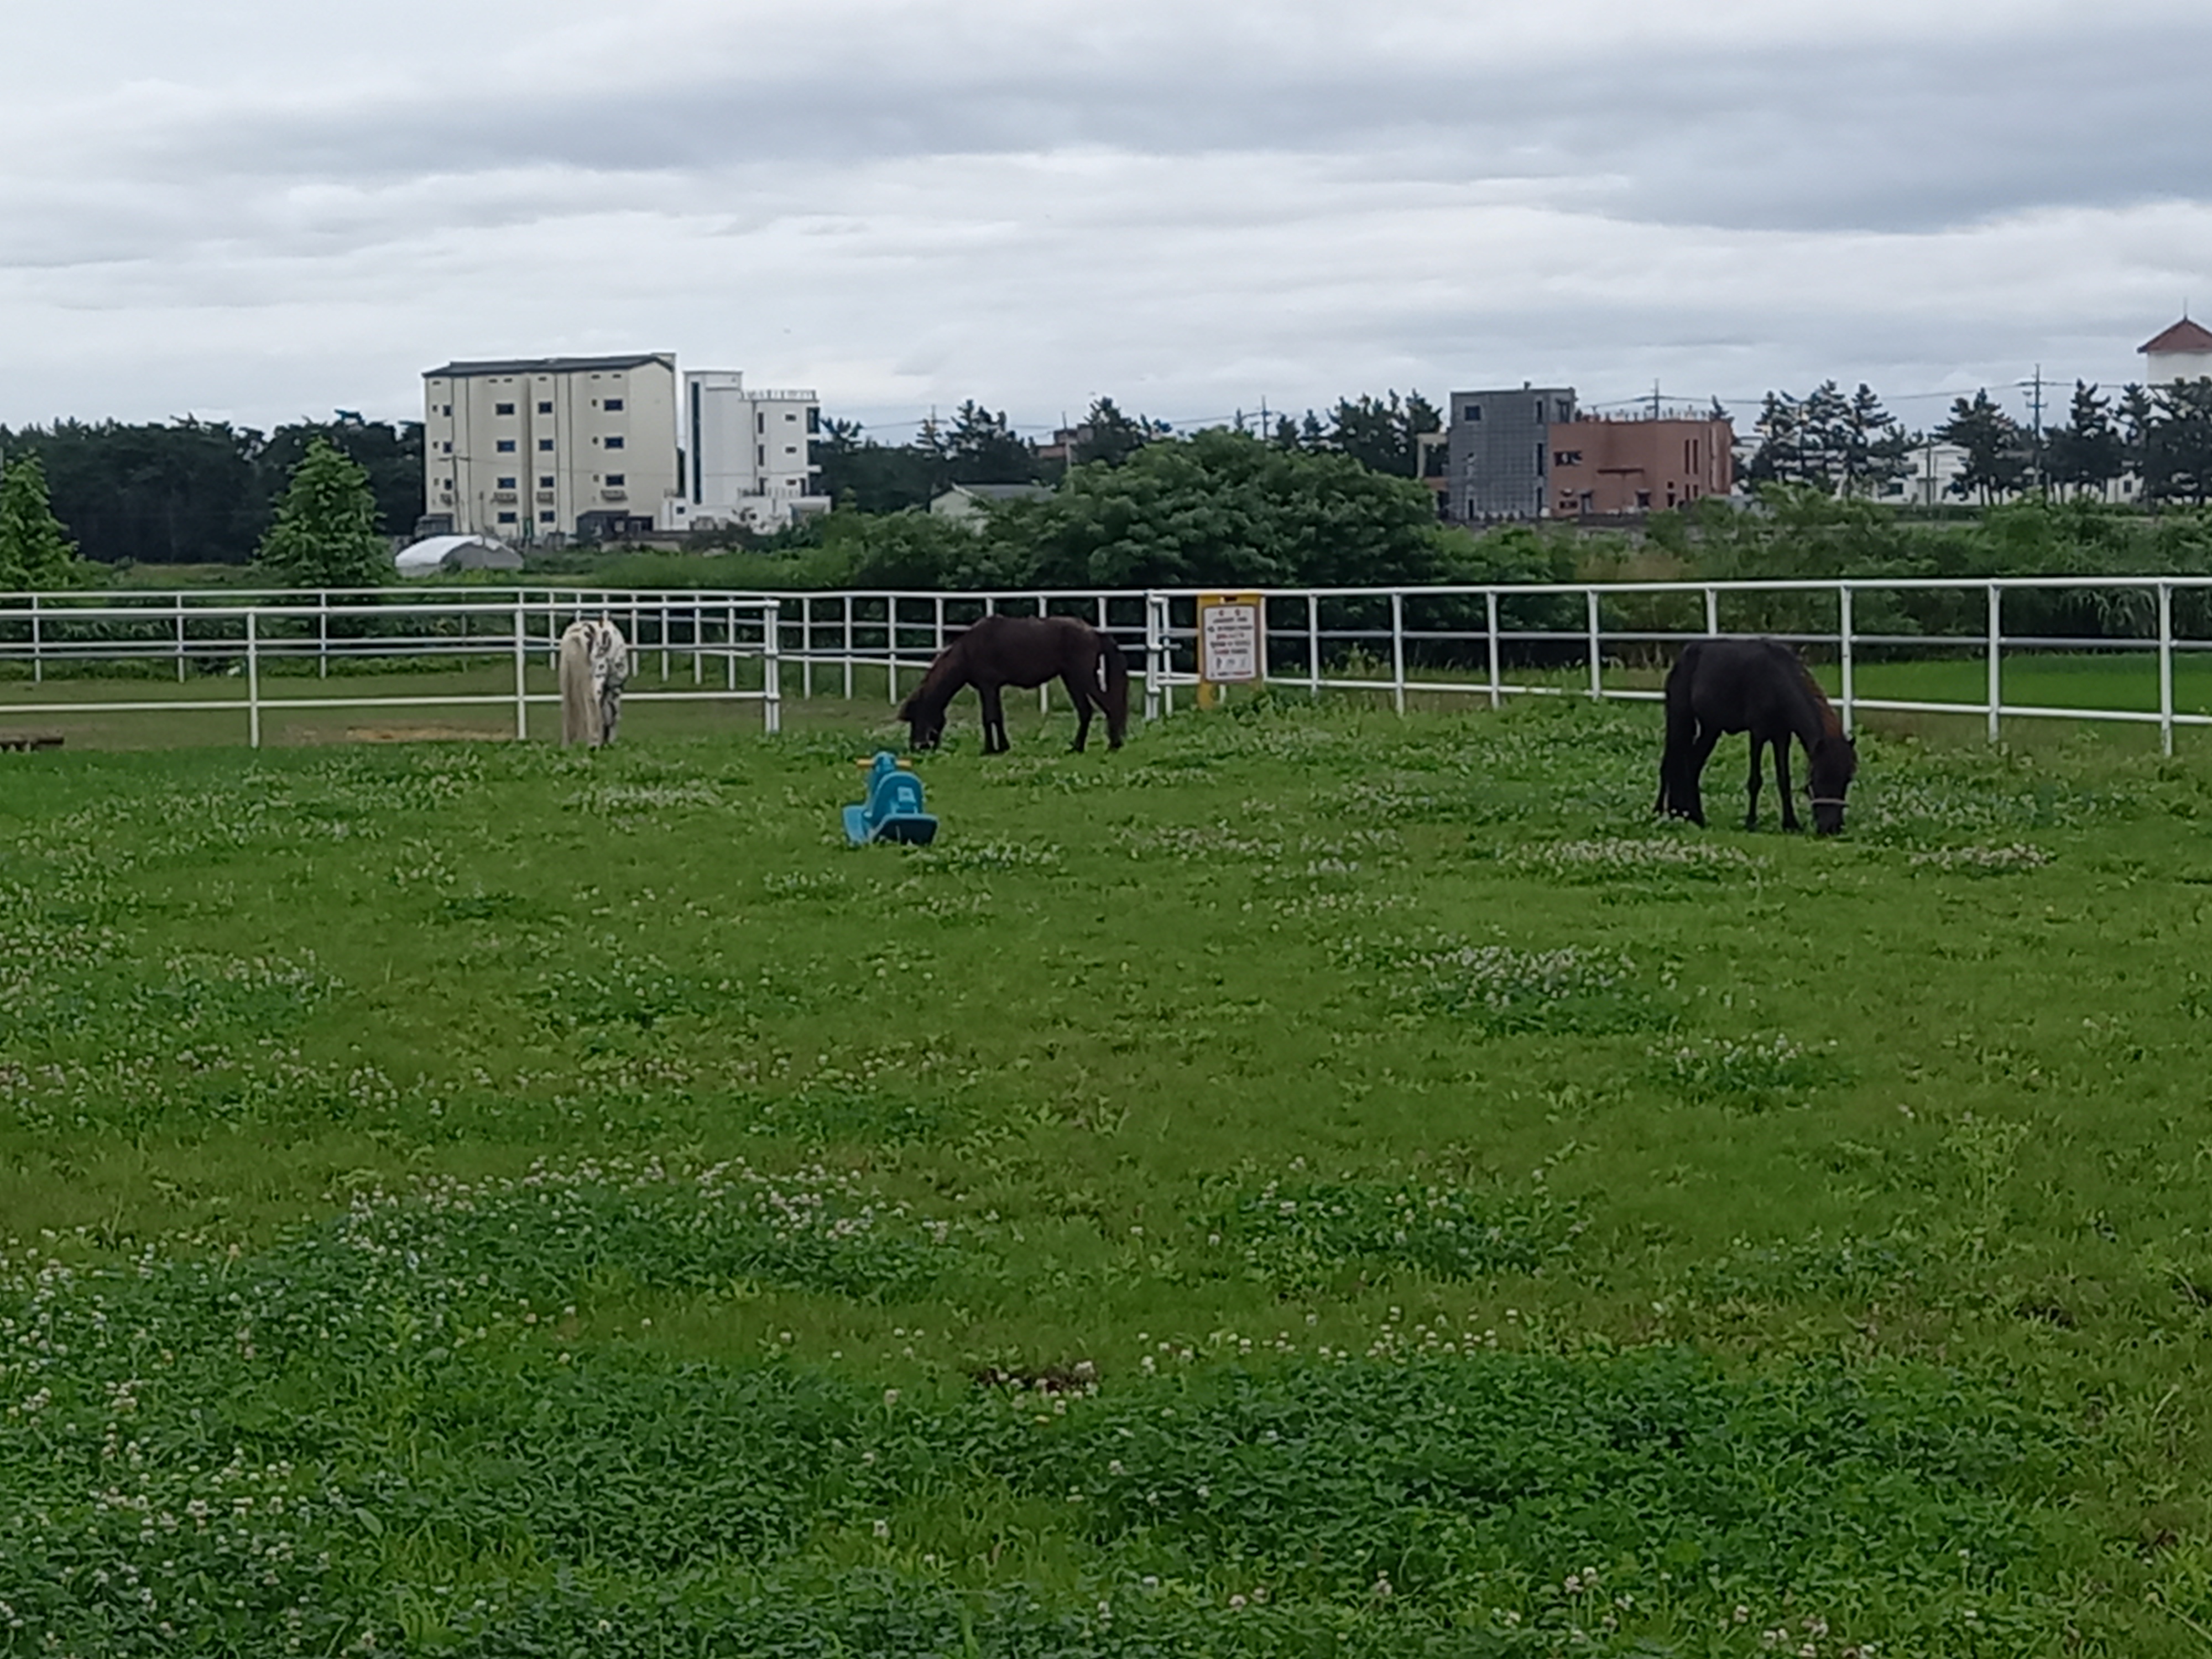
843,751 -> 939,847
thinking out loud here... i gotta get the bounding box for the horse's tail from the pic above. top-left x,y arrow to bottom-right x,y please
1658,642 -> 1700,813
1098,630 -> 1130,744
559,626 -> 601,748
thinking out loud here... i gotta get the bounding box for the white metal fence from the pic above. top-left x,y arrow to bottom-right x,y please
3,577 -> 2210,751
0,592 -> 784,745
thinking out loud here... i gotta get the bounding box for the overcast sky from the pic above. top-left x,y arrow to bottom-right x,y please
3,0 -> 2206,440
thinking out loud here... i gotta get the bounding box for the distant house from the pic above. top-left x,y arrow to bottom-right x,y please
2142,317 -> 2212,385
1545,413 -> 1734,517
1444,385 -> 1577,523
928,483 -> 1052,525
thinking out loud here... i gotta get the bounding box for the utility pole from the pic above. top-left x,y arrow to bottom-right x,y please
2018,366 -> 2046,495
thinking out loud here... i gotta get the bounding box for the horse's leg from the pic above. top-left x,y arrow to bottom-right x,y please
1684,724 -> 1723,827
1062,670 -> 1093,752
1745,735 -> 1764,830
1775,737 -> 1801,832
978,684 -> 1007,753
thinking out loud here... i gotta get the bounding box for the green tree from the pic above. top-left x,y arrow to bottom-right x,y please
1016,427 -> 1447,589
1839,384 -> 1911,496
255,436 -> 389,587
811,418 -> 938,513
0,452 -> 85,588
1938,391 -> 2027,503
1745,392 -> 1806,487
930,401 -> 1038,487
2148,379 -> 2212,505
1071,397 -> 1152,468
1324,390 -> 1442,478
2044,382 -> 2124,499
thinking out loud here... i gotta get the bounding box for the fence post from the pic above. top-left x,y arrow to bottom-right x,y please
886,597 -> 899,706
28,594 -> 39,685
1486,589 -> 1501,709
1703,587 -> 1719,637
658,596 -> 670,681
1838,583 -> 1855,736
318,592 -> 329,679
802,601 -> 814,701
1144,592 -> 1165,721
175,597 -> 186,683
512,597 -> 529,740
693,597 -> 703,687
1985,582 -> 2001,744
2159,580 -> 2176,758
1306,593 -> 1321,695
1585,588 -> 1603,702
763,601 -> 782,734
1389,590 -> 1406,715
726,597 -> 738,692
842,594 -> 854,700
246,609 -> 262,750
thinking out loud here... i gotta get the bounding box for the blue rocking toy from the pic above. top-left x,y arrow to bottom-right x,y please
843,751 -> 939,847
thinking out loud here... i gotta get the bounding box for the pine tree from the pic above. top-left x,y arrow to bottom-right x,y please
1937,391 -> 2028,504
254,436 -> 389,587
0,452 -> 82,589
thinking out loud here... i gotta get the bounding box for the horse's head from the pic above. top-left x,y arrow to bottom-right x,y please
1808,733 -> 1859,836
898,692 -> 944,752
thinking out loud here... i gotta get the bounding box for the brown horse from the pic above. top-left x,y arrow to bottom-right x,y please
1657,637 -> 1858,834
898,615 -> 1130,754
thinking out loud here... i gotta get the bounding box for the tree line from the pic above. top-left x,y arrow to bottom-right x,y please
1746,377 -> 2212,504
812,393 -> 1444,513
0,416 -> 423,567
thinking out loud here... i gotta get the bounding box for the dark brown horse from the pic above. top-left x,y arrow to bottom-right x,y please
899,614 -> 1130,754
1656,638 -> 1858,834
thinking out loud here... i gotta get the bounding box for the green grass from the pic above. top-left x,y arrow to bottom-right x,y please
7,695 -> 2212,1653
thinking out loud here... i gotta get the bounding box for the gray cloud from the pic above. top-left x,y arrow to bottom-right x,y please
2,0 -> 2207,432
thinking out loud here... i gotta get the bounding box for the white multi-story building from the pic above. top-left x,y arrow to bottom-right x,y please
421,353 -> 679,541
656,371 -> 825,534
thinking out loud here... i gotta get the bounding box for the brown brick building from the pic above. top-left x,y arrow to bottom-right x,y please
1544,414 -> 1734,518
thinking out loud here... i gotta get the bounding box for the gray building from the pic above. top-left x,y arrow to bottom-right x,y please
1446,385 -> 1577,523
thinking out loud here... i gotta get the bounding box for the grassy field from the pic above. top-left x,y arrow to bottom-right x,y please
5,694 -> 2212,1655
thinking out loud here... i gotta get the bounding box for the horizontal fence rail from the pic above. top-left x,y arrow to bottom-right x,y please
3,577 -> 2211,752
0,593 -> 783,746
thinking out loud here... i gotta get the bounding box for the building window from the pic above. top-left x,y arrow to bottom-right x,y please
604,398 -> 624,411
440,441 -> 452,453
606,473 -> 625,486
495,439 -> 516,452
1636,491 -> 1652,509
440,404 -> 452,416
604,436 -> 624,450
538,400 -> 552,414
497,510 -> 518,523
1536,442 -> 1547,472
539,511 -> 555,523
538,439 -> 554,451
539,474 -> 554,487
1464,404 -> 1481,421
497,476 -> 516,488
757,445 -> 766,464
785,411 -> 797,421
495,402 -> 515,415
1535,402 -> 1543,420
806,408 -> 820,434
1553,450 -> 1582,467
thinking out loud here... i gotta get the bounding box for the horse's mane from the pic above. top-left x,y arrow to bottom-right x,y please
900,633 -> 972,717
1787,653 -> 1845,741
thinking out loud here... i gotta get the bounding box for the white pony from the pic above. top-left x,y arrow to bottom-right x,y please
557,618 -> 630,748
